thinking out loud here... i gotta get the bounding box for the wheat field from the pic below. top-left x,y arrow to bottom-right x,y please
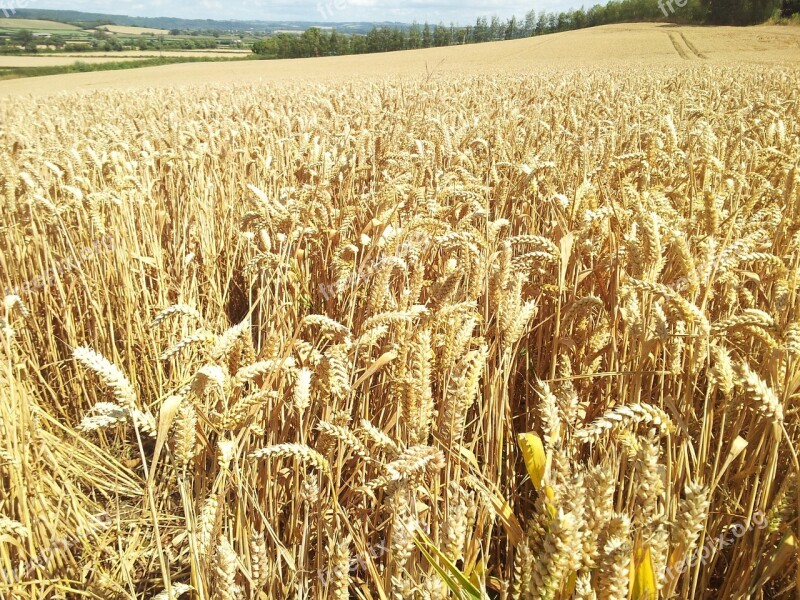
99,25 -> 171,36
1,26 -> 800,600
0,51 -> 252,69
2,24 -> 800,99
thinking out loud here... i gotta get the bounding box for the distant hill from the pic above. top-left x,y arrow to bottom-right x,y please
8,8 -> 409,34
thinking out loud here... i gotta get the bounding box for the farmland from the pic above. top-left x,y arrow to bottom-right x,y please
0,50 -> 254,73
0,55 -> 168,67
1,21 -> 800,600
0,18 -> 79,30
0,12 -> 247,67
99,25 -> 170,36
1,23 -> 799,97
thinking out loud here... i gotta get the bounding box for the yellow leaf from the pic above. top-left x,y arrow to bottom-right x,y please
518,432 -> 547,490
543,485 -> 557,518
352,349 -> 397,388
563,570 -> 577,596
453,442 -> 480,470
147,394 -> 183,490
753,533 -> 796,590
468,557 -> 486,592
558,232 -> 574,290
716,436 -> 748,483
132,254 -> 158,267
465,475 -> 523,544
630,546 -> 657,600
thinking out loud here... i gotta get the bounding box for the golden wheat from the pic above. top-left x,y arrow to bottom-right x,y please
1,62 -> 799,599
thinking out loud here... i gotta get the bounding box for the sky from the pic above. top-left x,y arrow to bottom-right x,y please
28,0 -> 570,25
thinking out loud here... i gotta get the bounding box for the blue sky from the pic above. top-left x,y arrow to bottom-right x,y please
30,1 -> 573,24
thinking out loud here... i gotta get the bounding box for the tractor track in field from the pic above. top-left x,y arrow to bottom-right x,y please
679,32 -> 707,59
667,32 -> 690,60
667,31 -> 706,60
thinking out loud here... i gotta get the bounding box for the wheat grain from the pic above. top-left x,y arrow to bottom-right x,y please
151,304 -> 203,329
160,330 -> 217,361
249,443 -> 330,474
576,403 -> 674,444
73,346 -> 137,411
738,362 -> 784,424
213,537 -> 241,600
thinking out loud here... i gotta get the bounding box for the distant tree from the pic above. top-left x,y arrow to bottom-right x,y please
408,22 -> 422,48
449,24 -> 462,44
278,34 -> 300,57
390,27 -> 404,50
105,36 -> 123,51
335,30 -> 352,54
12,30 -> 34,45
489,16 -> 502,39
350,35 -> 366,53
474,17 -> 489,41
192,37 -> 217,49
573,8 -> 588,28
523,10 -> 536,35
586,4 -> 603,26
301,28 -> 324,56
365,27 -> 380,52
536,12 -> 549,34
702,0 -> 776,23
422,22 -> 432,47
505,15 -> 518,39
433,23 -> 450,46
328,29 -> 340,54
782,0 -> 800,15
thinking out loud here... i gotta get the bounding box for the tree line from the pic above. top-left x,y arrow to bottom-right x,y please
252,0 -> 795,59
0,29 -> 220,54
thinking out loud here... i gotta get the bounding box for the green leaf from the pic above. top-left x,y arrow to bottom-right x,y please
413,527 -> 481,599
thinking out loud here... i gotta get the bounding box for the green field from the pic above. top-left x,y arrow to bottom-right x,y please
0,54 -> 253,81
